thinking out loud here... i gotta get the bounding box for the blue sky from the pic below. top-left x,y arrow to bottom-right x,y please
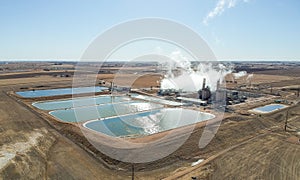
0,0 -> 300,61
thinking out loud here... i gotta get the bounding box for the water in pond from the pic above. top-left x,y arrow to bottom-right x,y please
33,95 -> 130,110
84,108 -> 215,137
17,86 -> 108,98
50,101 -> 163,122
252,104 -> 287,113
130,94 -> 184,106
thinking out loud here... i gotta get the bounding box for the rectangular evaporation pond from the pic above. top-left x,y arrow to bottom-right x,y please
33,95 -> 130,110
130,94 -> 184,106
252,104 -> 287,113
16,86 -> 108,98
49,101 -> 164,123
83,108 -> 215,137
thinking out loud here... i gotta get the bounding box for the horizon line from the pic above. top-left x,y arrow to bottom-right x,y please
1,59 -> 300,62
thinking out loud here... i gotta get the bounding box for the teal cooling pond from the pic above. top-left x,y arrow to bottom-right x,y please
130,94 -> 184,106
50,101 -> 163,122
33,96 -> 129,110
17,86 -> 108,98
84,108 -> 215,137
252,104 -> 287,113
31,93 -> 214,137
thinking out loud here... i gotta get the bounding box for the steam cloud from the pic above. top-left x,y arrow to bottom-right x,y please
203,0 -> 250,25
233,71 -> 247,79
160,51 -> 233,92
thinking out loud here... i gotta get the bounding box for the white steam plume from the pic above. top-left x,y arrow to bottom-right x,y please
203,0 -> 250,25
160,51 -> 232,92
233,71 -> 247,79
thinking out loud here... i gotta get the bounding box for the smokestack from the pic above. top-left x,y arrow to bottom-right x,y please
202,78 -> 206,90
216,79 -> 220,90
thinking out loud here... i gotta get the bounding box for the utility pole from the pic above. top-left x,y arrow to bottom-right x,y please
270,85 -> 273,94
110,82 -> 114,94
131,164 -> 135,180
284,109 -> 289,132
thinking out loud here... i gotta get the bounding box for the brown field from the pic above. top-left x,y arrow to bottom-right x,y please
0,63 -> 299,179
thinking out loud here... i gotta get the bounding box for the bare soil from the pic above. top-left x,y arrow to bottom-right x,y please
0,65 -> 299,179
